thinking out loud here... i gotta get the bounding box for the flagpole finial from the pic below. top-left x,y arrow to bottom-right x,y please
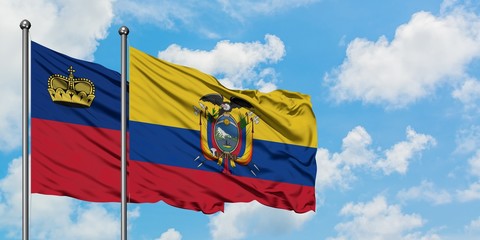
119,26 -> 129,36
20,19 -> 31,30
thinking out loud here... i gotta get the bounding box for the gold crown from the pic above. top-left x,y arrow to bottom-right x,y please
47,66 -> 95,108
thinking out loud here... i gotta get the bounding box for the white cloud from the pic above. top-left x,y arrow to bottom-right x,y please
452,78 -> 480,111
0,157 -> 23,230
468,150 -> 480,178
437,216 -> 480,240
32,199 -> 119,240
116,0 -> 319,30
316,126 -> 436,191
456,148 -> 480,202
465,216 -> 480,233
5,0 -> 114,60
455,125 -> 480,154
254,68 -> 279,93
403,232 -> 442,240
0,0 -> 115,151
115,0 -> 194,29
457,182 -> 480,202
255,79 -> 277,93
328,196 -> 431,240
339,126 -> 376,167
440,0 -> 459,13
208,201 -> 314,240
158,34 -> 285,91
155,228 -> 182,240
326,7 -> 480,108
315,126 -> 375,190
375,127 -> 436,175
396,180 -> 452,205
315,148 -> 353,191
0,157 -> 120,239
128,206 -> 140,219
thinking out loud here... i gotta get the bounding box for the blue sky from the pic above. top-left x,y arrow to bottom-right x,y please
1,0 -> 480,239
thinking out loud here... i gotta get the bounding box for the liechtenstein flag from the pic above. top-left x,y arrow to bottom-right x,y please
31,41 -> 122,201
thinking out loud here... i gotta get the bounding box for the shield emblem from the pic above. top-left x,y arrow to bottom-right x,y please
214,114 -> 239,153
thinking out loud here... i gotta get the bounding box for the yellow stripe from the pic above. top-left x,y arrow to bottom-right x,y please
129,47 -> 317,148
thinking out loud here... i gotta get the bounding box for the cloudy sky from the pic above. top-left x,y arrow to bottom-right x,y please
1,0 -> 480,239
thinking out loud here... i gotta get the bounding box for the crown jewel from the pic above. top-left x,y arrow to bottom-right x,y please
47,66 -> 95,107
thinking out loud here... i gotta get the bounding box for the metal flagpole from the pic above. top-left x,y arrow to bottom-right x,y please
119,25 -> 129,240
20,19 -> 31,240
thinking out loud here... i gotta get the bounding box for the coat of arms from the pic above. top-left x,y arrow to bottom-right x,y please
193,93 -> 260,175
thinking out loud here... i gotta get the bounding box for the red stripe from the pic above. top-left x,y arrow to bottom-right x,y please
128,160 -> 316,214
31,118 -> 121,201
32,118 -> 316,213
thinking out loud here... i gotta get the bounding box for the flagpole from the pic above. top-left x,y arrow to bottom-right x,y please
20,19 -> 31,240
119,25 -> 129,240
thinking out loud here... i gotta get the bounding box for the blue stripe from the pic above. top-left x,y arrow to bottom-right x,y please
130,121 -> 317,186
31,41 -> 124,130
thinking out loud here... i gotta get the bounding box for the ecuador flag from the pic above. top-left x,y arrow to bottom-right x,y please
128,47 -> 317,213
31,41 -> 122,201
